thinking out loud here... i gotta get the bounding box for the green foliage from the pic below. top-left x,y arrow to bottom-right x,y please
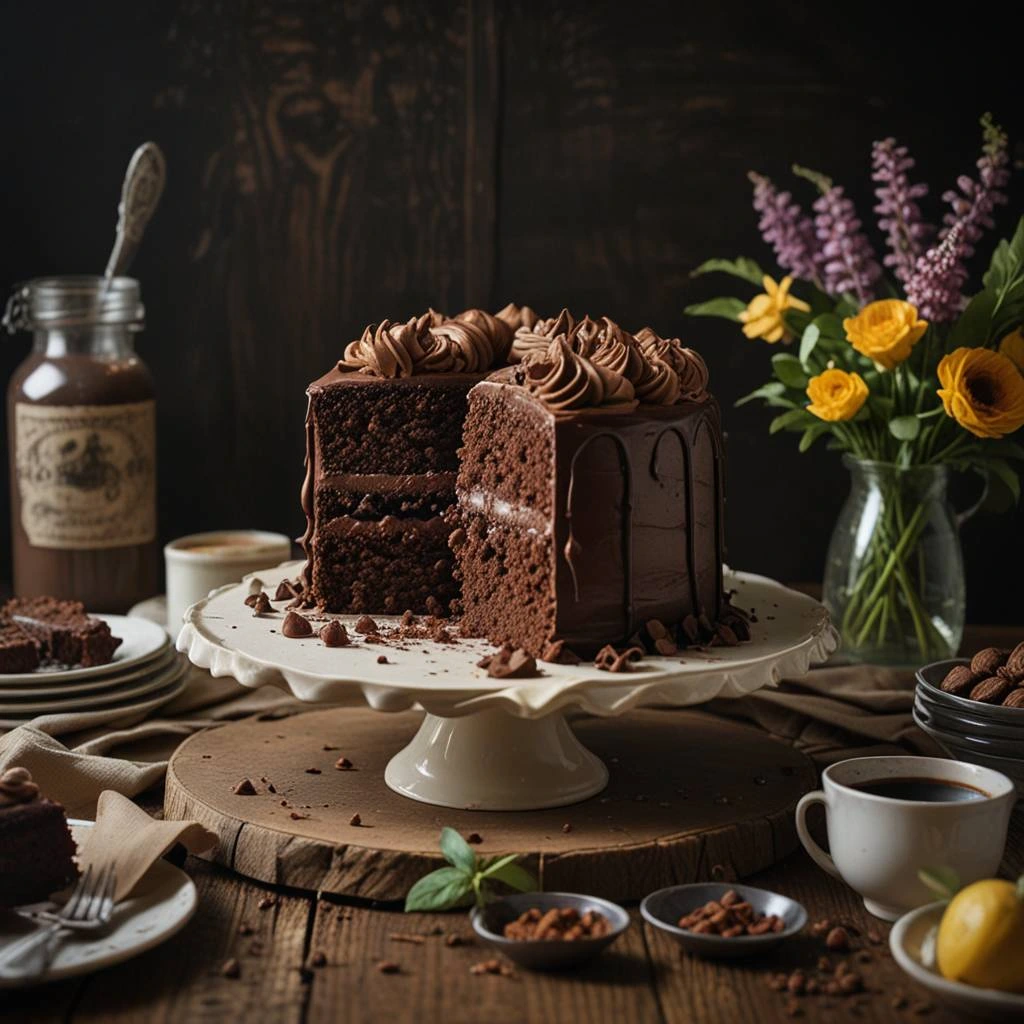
684,297 -> 747,321
690,257 -> 765,286
404,828 -> 537,913
798,323 -> 820,367
889,415 -> 922,441
769,409 -> 813,434
771,353 -> 809,389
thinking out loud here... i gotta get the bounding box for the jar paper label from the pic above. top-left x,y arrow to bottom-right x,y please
15,401 -> 156,550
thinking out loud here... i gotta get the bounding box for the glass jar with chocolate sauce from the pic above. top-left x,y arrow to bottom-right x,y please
4,276 -> 158,611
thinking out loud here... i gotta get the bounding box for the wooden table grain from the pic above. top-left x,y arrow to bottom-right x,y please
3,624 -> 1019,1024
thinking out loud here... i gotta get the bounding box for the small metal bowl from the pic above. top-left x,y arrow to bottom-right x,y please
470,891 -> 630,971
640,883 -> 807,959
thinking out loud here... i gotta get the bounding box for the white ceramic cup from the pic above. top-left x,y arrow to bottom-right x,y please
795,755 -> 1015,921
164,530 -> 293,633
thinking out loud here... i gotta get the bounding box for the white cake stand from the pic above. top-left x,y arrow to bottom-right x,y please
177,562 -> 838,810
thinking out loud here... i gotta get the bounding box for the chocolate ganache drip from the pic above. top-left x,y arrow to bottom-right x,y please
519,337 -> 636,412
0,766 -> 40,807
341,308 -> 510,377
510,308 -> 575,364
636,327 -> 710,403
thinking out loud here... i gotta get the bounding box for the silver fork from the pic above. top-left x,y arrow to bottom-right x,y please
0,864 -> 118,977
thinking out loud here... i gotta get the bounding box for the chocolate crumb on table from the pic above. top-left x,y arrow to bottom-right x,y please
335,756 -> 354,770
282,610 -> 313,638
232,778 -> 257,795
377,961 -> 401,974
466,832 -> 483,844
349,813 -> 362,826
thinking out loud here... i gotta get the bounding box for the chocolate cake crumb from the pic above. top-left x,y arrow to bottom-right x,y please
445,933 -> 467,947
466,832 -> 483,844
377,654 -> 389,664
354,615 -> 379,634
540,639 -> 581,665
290,811 -> 310,820
323,744 -> 339,751
389,932 -> 427,945
349,813 -> 362,826
221,958 -> 241,979
250,592 -> 273,616
266,782 -> 277,793
232,778 -> 257,795
282,611 -> 313,638
335,757 -> 354,770
309,951 -> 328,968
377,961 -> 400,974
319,620 -> 350,647
477,644 -> 538,678
305,767 -> 322,775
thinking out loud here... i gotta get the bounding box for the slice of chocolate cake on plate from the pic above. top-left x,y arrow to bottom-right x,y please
1,596 -> 122,669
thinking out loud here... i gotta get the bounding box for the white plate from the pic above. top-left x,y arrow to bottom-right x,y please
0,645 -> 177,700
0,673 -> 188,729
0,658 -> 187,716
0,615 -> 170,684
889,901 -> 1024,1020
0,821 -> 197,988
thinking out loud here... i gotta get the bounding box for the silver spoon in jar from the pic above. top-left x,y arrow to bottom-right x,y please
102,141 -> 166,291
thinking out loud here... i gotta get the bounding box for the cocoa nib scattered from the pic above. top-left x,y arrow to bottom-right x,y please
540,639 -> 581,665
250,592 -> 273,616
319,620 -> 350,647
470,959 -> 514,976
354,615 -> 379,635
232,778 -> 257,796
594,644 -> 644,673
678,889 -> 785,937
503,907 -> 610,941
282,610 -> 313,638
477,644 -> 538,679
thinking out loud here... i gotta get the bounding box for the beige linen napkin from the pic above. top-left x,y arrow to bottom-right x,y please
77,791 -> 217,901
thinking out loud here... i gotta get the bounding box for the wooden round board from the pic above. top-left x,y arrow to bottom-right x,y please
165,707 -> 815,902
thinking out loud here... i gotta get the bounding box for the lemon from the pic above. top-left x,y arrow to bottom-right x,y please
936,876 -> 1024,993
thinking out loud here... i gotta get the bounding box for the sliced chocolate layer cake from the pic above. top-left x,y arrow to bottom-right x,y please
1,596 -> 122,669
0,767 -> 79,908
301,308 -> 515,613
452,319 -> 725,657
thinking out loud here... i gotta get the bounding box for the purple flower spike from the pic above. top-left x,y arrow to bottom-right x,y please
872,138 -> 934,284
749,172 -> 822,284
940,114 -> 1010,259
905,222 -> 968,323
813,186 -> 883,304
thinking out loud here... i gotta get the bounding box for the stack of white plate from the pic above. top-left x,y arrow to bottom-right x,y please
0,616 -> 186,728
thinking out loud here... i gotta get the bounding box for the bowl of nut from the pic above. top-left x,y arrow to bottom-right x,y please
915,647 -> 1024,795
470,892 -> 630,971
640,883 -> 807,958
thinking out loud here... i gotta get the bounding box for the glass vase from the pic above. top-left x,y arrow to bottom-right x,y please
823,456 -> 965,667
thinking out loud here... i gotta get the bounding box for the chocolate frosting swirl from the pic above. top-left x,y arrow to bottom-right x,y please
340,308 -> 509,377
520,338 -> 636,412
636,327 -> 710,402
0,766 -> 40,807
495,302 -> 539,334
574,317 -> 679,406
510,308 -> 576,364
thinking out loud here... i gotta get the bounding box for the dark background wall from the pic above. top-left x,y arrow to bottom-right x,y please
1,1 -> 1021,621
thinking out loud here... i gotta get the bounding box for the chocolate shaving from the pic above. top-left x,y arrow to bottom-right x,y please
594,644 -> 644,673
282,610 -> 313,638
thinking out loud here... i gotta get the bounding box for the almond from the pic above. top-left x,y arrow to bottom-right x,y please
1005,641 -> 1024,678
939,664 -> 977,696
1002,688 -> 1024,709
970,675 -> 1013,705
970,647 -> 1008,676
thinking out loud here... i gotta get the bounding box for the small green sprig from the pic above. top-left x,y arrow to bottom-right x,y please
404,827 -> 537,913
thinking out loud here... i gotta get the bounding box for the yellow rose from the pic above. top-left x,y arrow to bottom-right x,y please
739,275 -> 811,344
806,369 -> 869,422
937,347 -> 1024,439
843,299 -> 928,370
999,328 -> 1024,373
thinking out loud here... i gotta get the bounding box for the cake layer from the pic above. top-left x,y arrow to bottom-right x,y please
310,515 -> 456,614
0,798 -> 79,908
0,621 -> 40,673
314,472 -> 456,521
1,597 -> 121,668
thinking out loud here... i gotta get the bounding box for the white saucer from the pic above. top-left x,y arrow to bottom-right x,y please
890,901 -> 1024,1020
0,821 -> 197,988
0,658 -> 187,717
0,672 -> 188,729
0,615 -> 170,684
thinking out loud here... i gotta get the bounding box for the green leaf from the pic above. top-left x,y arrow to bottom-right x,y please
983,458 -> 1021,505
918,866 -> 961,901
798,422 -> 831,452
812,312 -> 845,340
735,382 -> 790,407
889,415 -> 921,441
798,323 -> 820,368
404,866 -> 473,912
980,439 -> 1024,462
868,395 -> 895,420
690,257 -> 765,286
769,409 -> 812,434
771,353 -> 809,389
983,216 -> 1024,293
684,297 -> 747,322
947,290 -> 996,350
439,827 -> 477,873
484,860 -> 537,894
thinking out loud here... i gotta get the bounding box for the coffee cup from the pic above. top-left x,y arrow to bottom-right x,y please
795,755 -> 1014,921
164,530 -> 293,633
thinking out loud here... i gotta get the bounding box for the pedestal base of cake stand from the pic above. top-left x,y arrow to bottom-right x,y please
384,710 -> 609,810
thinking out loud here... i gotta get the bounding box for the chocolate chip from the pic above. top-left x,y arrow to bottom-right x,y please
282,610 -> 313,638
354,615 -> 379,634
274,579 -> 299,601
335,756 -> 354,770
251,592 -> 273,616
349,813 -> 362,826
319,620 -> 350,647
232,778 -> 257,795
825,926 -> 850,951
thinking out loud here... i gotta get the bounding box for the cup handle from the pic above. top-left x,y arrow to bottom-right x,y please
795,790 -> 840,879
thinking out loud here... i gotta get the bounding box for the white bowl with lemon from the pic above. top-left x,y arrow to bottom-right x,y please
890,876 -> 1024,1020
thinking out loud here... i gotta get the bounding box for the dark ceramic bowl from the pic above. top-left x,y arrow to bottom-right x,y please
470,892 -> 629,971
915,688 -> 1024,743
640,883 -> 806,959
917,660 -> 1024,728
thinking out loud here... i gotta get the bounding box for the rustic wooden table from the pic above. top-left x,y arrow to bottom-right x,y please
3,626 -> 1020,1024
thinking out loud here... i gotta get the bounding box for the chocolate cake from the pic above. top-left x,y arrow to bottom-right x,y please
0,597 -> 122,671
451,315 -> 725,657
0,767 -> 79,908
301,307 -> 519,613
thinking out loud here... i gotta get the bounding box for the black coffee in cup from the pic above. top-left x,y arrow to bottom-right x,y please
852,777 -> 988,802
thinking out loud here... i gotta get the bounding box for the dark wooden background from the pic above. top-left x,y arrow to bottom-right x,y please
1,0 -> 1021,621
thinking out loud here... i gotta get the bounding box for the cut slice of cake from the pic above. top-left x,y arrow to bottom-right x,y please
301,308 -> 514,614
0,620 -> 40,673
0,767 -> 79,908
452,320 -> 725,657
1,597 -> 122,669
